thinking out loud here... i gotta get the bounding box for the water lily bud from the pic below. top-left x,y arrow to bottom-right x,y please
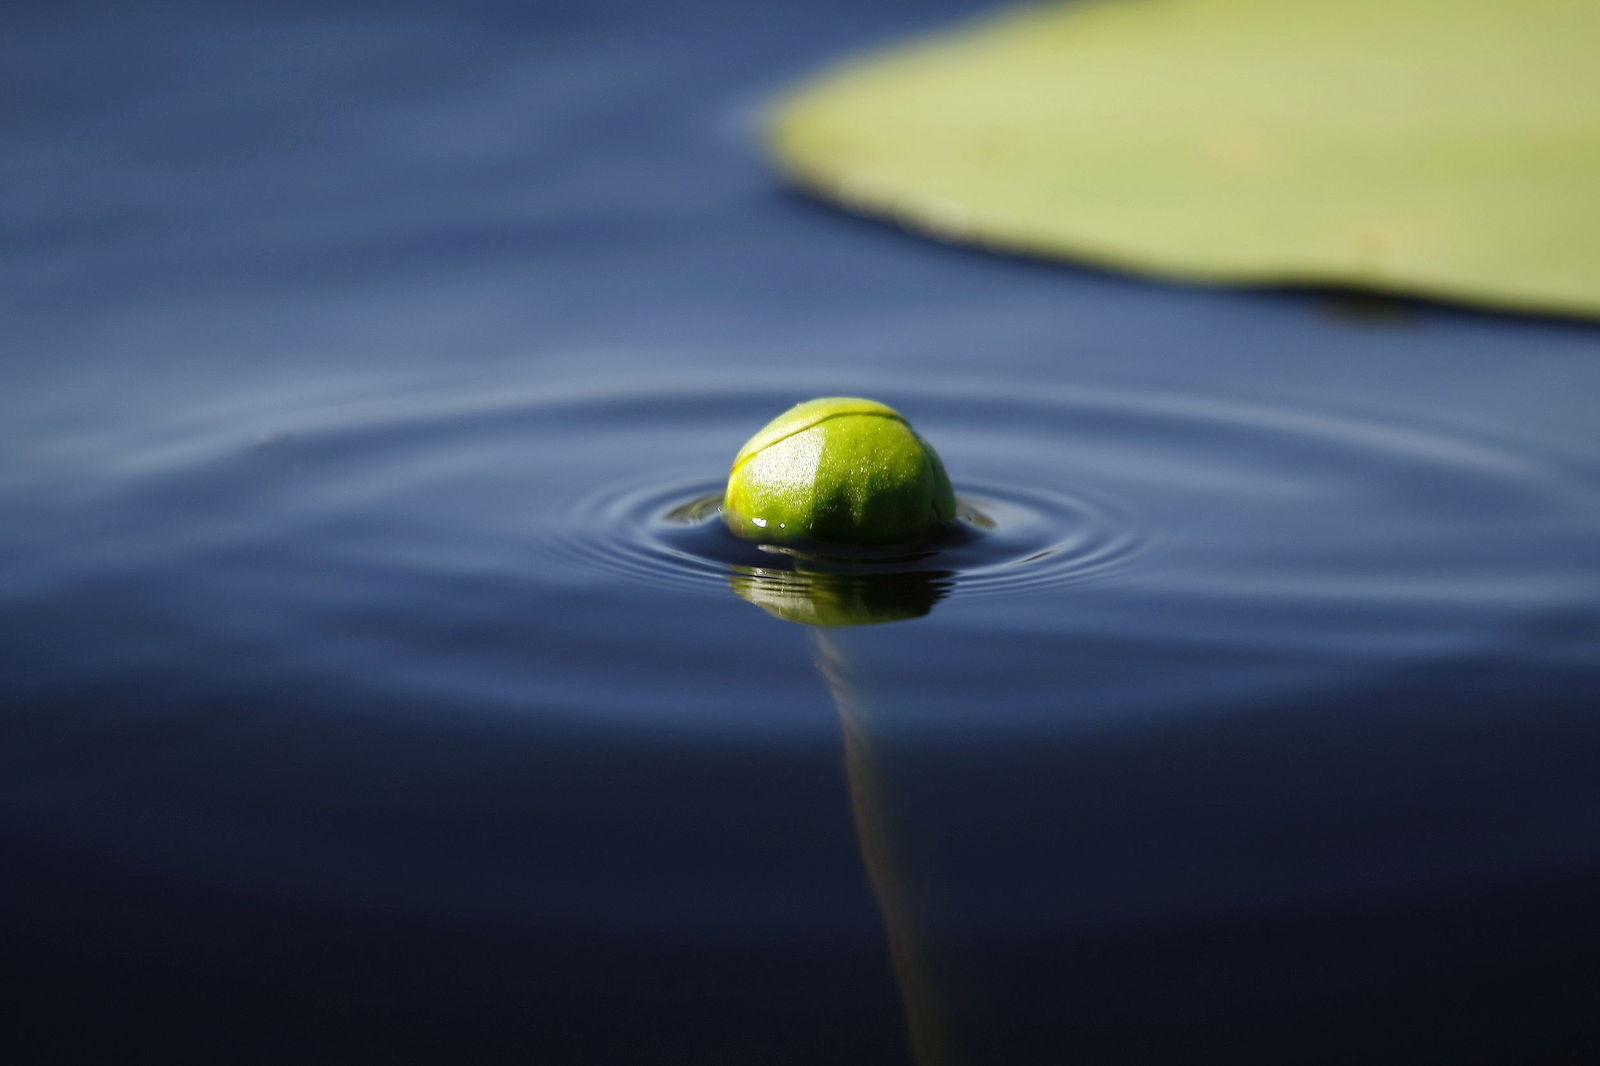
723,397 -> 955,544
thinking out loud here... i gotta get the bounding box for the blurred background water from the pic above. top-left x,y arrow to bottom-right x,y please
4,1 -> 1600,1063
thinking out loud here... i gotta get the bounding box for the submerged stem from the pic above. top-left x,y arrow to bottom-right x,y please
810,630 -> 959,1066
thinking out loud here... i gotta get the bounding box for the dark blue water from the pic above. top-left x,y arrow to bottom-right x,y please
5,1 -> 1600,1063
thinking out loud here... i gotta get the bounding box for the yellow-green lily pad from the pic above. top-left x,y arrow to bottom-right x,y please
770,0 -> 1600,318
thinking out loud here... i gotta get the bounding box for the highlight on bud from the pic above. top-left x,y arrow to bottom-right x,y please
722,397 -> 955,545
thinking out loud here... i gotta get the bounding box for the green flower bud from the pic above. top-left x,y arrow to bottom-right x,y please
723,398 -> 956,545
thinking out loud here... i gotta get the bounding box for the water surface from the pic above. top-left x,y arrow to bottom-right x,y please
4,1 -> 1600,1063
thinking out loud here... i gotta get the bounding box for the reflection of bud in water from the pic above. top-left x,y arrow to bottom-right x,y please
731,566 -> 950,627
724,398 -> 956,545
